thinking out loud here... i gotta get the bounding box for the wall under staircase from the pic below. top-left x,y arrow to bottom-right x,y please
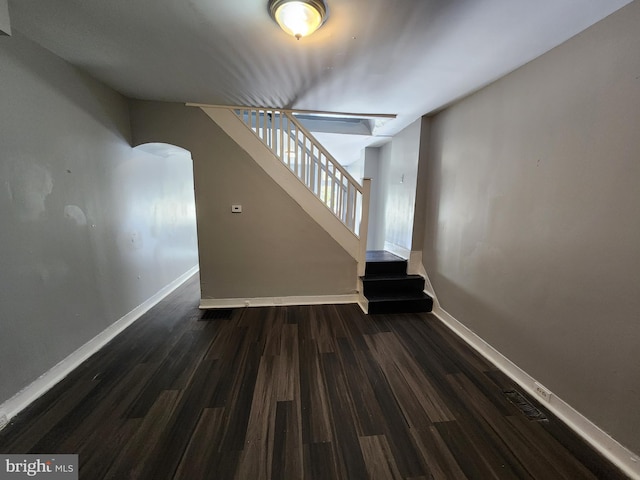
128,100 -> 359,307
197,106 -> 368,263
195,106 -> 374,307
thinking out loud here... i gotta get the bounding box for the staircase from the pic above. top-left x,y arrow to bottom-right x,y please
194,104 -> 371,277
362,251 -> 433,314
194,105 -> 434,315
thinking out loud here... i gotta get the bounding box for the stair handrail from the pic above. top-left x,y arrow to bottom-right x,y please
231,107 -> 366,238
283,112 -> 363,196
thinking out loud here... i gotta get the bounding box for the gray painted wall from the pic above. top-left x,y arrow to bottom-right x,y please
0,32 -> 199,405
129,101 -> 357,300
411,117 -> 431,252
344,149 -> 364,183
0,0 -> 9,35
363,147 -> 384,251
420,1 -> 640,453
378,120 -> 422,255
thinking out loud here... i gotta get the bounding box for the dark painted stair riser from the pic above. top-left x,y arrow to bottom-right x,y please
365,260 -> 408,276
362,251 -> 433,315
367,294 -> 433,315
362,274 -> 425,296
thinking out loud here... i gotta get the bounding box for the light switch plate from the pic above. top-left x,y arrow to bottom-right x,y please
231,205 -> 242,213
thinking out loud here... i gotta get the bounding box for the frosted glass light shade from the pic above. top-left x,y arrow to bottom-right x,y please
269,0 -> 327,40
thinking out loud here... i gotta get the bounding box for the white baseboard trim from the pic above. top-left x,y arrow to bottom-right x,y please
357,289 -> 369,314
356,278 -> 369,314
408,250 -> 441,310
432,305 -> 640,479
0,265 -> 199,430
200,294 -> 359,309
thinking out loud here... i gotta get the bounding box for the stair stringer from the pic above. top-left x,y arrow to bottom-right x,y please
200,106 -> 360,260
408,250 -> 442,311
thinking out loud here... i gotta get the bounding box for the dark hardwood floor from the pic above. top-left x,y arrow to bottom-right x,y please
0,275 -> 628,479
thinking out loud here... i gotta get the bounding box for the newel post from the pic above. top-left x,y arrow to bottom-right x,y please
357,178 -> 372,278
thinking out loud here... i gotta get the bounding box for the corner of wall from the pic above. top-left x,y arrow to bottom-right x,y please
414,250 -> 638,477
0,266 -> 199,427
431,304 -> 640,479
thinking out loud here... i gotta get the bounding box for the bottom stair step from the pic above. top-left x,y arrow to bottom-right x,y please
367,293 -> 433,315
362,274 -> 425,296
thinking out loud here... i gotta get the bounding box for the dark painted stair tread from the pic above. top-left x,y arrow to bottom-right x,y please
364,251 -> 408,275
361,274 -> 424,281
365,250 -> 406,262
367,292 -> 433,302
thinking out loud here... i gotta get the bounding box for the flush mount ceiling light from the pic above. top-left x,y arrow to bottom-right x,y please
268,0 -> 328,40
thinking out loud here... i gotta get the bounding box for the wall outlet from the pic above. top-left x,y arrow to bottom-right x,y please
534,382 -> 552,402
0,414 -> 8,431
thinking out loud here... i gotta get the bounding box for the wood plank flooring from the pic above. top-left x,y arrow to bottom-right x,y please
0,275 -> 628,479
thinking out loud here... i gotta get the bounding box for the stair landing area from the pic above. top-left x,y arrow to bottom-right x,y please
362,250 -> 433,314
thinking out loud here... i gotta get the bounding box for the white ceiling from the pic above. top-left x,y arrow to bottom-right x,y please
7,0 -> 633,162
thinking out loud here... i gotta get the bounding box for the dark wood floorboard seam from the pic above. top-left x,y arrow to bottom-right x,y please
0,277 -> 629,480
